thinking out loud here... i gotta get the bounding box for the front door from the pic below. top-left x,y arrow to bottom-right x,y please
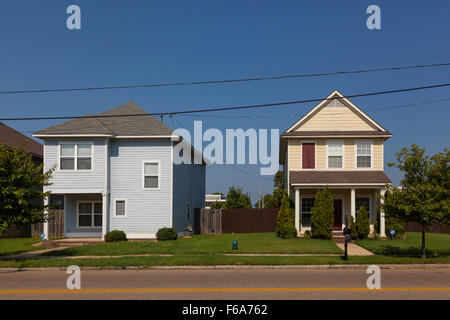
333,199 -> 343,231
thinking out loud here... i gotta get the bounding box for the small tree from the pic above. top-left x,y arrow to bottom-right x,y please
224,186 -> 252,209
210,201 -> 224,209
0,144 -> 54,235
276,192 -> 296,238
382,145 -> 450,258
348,215 -> 358,240
310,186 -> 334,239
355,206 -> 370,239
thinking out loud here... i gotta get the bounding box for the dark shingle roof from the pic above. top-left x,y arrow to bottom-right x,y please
33,102 -> 174,137
0,122 -> 43,157
289,171 -> 391,184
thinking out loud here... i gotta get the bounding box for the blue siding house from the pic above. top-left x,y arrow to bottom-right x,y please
33,102 -> 206,239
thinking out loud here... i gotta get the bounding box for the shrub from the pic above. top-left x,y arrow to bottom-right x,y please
310,186 -> 333,240
386,216 -> 406,239
278,225 -> 297,239
349,216 -> 358,240
356,206 -> 370,239
276,192 -> 296,238
104,230 -> 127,242
303,230 -> 312,239
156,227 -> 178,241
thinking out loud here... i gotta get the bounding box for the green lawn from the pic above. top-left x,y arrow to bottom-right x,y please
0,238 -> 42,256
356,232 -> 450,258
43,232 -> 342,256
1,254 -> 449,268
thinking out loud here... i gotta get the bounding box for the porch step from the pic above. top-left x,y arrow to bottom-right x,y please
332,234 -> 345,243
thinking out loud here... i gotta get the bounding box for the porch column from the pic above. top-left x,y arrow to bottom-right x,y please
102,192 -> 108,240
370,190 -> 377,236
350,188 -> 356,221
379,188 -> 386,238
43,195 -> 49,240
294,187 -> 300,237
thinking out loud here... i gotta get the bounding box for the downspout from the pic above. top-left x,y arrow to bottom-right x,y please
102,138 -> 110,240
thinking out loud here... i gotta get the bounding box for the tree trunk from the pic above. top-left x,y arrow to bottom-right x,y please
421,227 -> 426,259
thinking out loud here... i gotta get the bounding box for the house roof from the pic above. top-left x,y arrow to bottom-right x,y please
0,122 -> 43,158
289,171 -> 391,185
33,102 -> 174,137
281,130 -> 392,137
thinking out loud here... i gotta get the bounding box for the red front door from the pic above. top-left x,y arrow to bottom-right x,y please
333,199 -> 342,231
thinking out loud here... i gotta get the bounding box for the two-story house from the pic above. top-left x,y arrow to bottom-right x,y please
280,90 -> 391,237
33,102 -> 206,240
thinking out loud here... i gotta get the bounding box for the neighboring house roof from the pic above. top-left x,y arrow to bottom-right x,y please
289,171 -> 391,184
33,102 -> 175,137
0,122 -> 43,158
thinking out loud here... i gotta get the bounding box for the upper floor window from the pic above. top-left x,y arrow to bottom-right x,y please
356,142 -> 371,168
302,142 -> 315,169
60,144 -> 92,170
328,142 -> 343,168
143,162 -> 159,189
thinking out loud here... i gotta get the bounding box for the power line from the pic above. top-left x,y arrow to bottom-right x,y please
1,82 -> 449,122
1,62 -> 449,95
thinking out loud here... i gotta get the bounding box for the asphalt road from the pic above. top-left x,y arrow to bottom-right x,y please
0,267 -> 449,300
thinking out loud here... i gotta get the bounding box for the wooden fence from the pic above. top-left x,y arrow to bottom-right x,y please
195,208 -> 279,234
31,210 -> 64,238
404,222 -> 450,234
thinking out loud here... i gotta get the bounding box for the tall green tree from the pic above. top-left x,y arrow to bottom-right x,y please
382,145 -> 450,258
276,191 -> 296,238
310,186 -> 334,239
224,186 -> 252,209
0,144 -> 54,235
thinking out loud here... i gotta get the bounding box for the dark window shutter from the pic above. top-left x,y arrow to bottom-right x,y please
302,143 -> 315,169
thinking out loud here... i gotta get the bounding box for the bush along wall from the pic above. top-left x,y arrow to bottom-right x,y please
310,186 -> 333,240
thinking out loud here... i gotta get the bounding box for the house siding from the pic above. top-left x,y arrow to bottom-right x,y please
108,140 -> 172,237
43,140 -> 105,191
288,138 -> 383,171
295,100 -> 376,131
172,161 -> 206,233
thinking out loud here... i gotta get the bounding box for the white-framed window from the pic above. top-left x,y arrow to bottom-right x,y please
356,197 -> 370,217
356,141 -> 372,168
114,199 -> 127,217
327,142 -> 343,168
60,143 -> 92,170
77,201 -> 102,228
143,161 -> 160,189
301,198 -> 315,227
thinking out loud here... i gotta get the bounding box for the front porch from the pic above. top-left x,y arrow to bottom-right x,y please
291,186 -> 386,237
43,190 -> 108,240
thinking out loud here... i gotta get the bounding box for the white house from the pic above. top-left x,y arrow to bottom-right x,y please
33,102 -> 207,240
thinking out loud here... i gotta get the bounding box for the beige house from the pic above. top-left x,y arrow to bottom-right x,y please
280,90 -> 391,237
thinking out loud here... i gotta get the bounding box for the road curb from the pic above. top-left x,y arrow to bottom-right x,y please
1,264 -> 449,272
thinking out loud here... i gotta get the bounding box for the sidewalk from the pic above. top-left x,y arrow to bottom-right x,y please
334,242 -> 374,256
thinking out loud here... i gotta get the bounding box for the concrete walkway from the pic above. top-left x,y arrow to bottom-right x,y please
334,242 -> 374,256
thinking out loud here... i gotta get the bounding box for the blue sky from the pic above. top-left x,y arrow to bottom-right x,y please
0,1 -> 449,202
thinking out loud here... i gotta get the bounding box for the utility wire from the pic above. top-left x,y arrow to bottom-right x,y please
0,62 -> 449,95
1,82 -> 449,121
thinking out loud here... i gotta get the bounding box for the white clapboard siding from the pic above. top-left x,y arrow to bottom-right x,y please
44,140 -> 105,191
108,140 -> 172,235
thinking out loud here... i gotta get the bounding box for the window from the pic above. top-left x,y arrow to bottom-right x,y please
356,197 -> 370,216
60,144 -> 92,170
143,162 -> 159,188
302,143 -> 315,169
356,142 -> 371,168
328,142 -> 343,168
77,201 -> 102,228
301,198 -> 315,227
114,200 -> 126,217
